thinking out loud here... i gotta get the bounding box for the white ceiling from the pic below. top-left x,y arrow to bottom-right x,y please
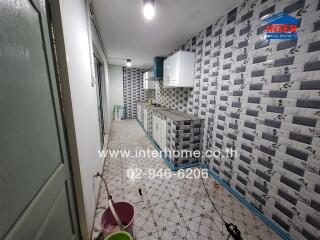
91,0 -> 238,68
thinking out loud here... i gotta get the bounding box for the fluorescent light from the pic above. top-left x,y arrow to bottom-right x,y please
143,0 -> 155,20
126,59 -> 132,67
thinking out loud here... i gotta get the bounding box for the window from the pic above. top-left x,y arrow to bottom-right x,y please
94,53 -> 107,147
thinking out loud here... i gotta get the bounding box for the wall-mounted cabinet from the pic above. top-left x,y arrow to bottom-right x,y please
143,71 -> 156,89
163,50 -> 195,88
153,57 -> 165,78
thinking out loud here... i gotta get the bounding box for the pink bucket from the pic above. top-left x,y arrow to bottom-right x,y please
101,200 -> 135,237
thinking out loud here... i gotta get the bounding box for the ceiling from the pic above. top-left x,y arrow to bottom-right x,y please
91,0 -> 238,68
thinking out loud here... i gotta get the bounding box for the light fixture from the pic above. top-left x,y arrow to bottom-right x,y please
126,59 -> 132,67
143,0 -> 155,20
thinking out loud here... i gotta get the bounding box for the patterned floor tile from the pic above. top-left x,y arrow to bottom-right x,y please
91,120 -> 281,240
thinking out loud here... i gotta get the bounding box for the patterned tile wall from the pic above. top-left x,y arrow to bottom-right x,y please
166,118 -> 204,166
123,67 -> 147,119
147,107 -> 205,166
154,82 -> 193,111
153,0 -> 320,239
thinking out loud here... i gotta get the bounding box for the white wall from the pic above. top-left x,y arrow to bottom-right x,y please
50,0 -> 110,239
109,64 -> 124,116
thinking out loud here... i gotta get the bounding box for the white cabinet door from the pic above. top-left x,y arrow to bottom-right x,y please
167,56 -> 173,85
143,71 -> 156,89
152,115 -> 167,150
163,58 -> 170,86
143,109 -> 148,130
146,80 -> 156,90
143,72 -> 147,89
158,117 -> 167,150
163,51 -> 194,88
164,56 -> 175,87
169,53 -> 179,84
137,105 -> 141,122
179,51 -> 195,87
152,115 -> 159,144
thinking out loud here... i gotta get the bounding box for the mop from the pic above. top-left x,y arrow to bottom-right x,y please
94,172 -> 135,237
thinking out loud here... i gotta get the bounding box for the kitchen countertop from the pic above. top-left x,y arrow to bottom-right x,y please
156,108 -> 188,121
167,109 -> 203,121
137,102 -> 203,122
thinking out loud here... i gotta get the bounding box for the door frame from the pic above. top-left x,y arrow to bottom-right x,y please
93,49 -> 107,148
41,2 -> 82,238
91,30 -> 111,148
46,0 -> 89,239
1,0 -> 81,239
47,0 -> 112,238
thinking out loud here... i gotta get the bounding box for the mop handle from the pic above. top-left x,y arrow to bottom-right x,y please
94,172 -> 124,229
108,199 -> 124,230
94,172 -> 111,200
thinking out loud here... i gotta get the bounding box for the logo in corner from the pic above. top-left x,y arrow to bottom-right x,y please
263,12 -> 298,40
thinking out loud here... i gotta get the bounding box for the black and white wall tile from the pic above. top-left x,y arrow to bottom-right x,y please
152,0 -> 320,239
166,117 -> 204,166
154,83 -> 192,112
123,67 -> 147,119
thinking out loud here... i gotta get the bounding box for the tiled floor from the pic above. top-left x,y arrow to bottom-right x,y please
92,120 -> 281,240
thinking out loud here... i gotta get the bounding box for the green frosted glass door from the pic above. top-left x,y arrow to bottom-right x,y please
0,0 -> 80,239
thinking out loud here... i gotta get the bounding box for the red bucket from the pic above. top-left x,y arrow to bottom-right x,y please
101,200 -> 134,237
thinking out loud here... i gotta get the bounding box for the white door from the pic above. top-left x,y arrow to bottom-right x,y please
0,1 -> 80,239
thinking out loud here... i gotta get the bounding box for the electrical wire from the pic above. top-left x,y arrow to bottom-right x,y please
200,173 -> 243,240
201,174 -> 226,224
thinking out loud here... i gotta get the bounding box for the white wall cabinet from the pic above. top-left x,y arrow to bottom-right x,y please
163,50 -> 195,88
152,115 -> 167,150
143,71 -> 156,89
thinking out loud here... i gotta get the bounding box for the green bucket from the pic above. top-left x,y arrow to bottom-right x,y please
105,231 -> 133,240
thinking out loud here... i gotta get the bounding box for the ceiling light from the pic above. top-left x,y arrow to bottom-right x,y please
126,59 -> 132,67
143,0 -> 155,20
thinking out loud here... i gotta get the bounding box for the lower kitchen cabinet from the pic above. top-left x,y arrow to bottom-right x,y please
137,104 -> 142,122
137,102 -> 204,166
152,115 -> 167,151
143,109 -> 148,130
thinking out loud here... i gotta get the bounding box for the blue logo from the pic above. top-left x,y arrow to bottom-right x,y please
263,12 -> 298,40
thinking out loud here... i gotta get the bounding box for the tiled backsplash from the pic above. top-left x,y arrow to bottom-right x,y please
154,84 -> 192,111
152,0 -> 320,239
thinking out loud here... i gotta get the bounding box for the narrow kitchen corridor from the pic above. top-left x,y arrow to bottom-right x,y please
92,120 -> 280,240
2,1 -> 320,239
